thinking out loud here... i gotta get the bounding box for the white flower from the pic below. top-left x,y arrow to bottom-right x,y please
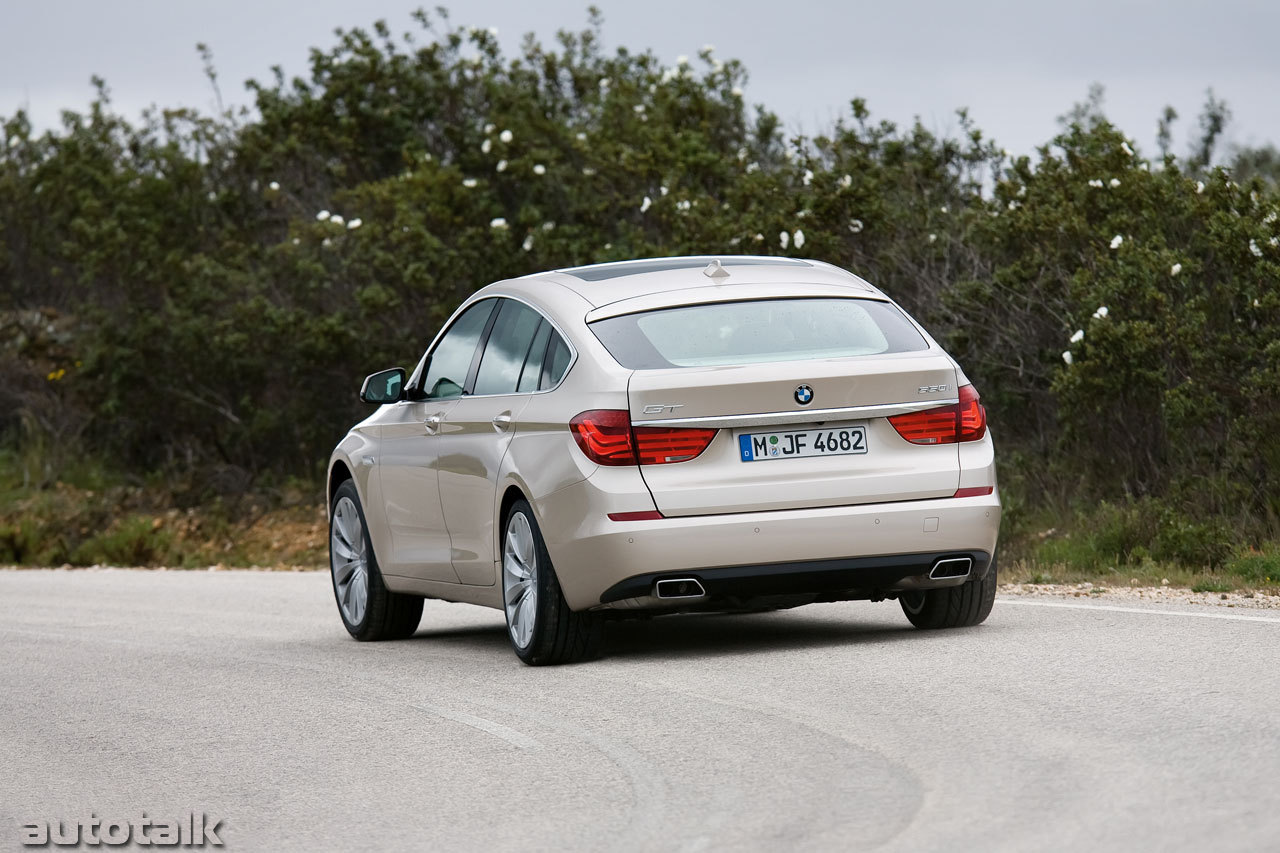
291,237 -> 300,245
1062,350 -> 1073,365
731,86 -> 743,97
779,231 -> 790,249
745,162 -> 759,174
321,237 -> 332,248
533,164 -> 546,175
649,84 -> 657,94
660,185 -> 669,196
676,54 -> 688,66
640,195 -> 652,213
542,221 -> 555,231
481,138 -> 492,154
1088,179 -> 1104,188
1139,162 -> 1149,171
633,104 -> 646,114
496,160 -> 507,172
488,26 -> 498,36
1249,239 -> 1263,257
1007,200 -> 1019,211
582,167 -> 596,176
316,210 -> 330,221
598,77 -> 611,90
576,132 -> 587,142
484,123 -> 496,134
522,234 -> 534,252
840,174 -> 852,189
268,181 -> 280,191
796,209 -> 809,219
1264,211 -> 1278,224
1170,263 -> 1182,276
802,169 -> 814,186
940,205 -> 949,213
1196,181 -> 1205,194
849,219 -> 864,234
1110,235 -> 1124,249
1070,329 -> 1084,344
1109,178 -> 1121,188
713,59 -> 724,72
330,214 -> 344,226
702,43 -> 715,54
736,147 -> 748,161
499,129 -> 513,143
463,178 -> 478,188
928,233 -> 938,244
753,232 -> 764,241
1121,141 -> 1134,156
676,199 -> 692,212
793,229 -> 805,249
347,218 -> 362,230
1017,185 -> 1027,198
490,217 -> 508,230
1271,237 -> 1279,247
1092,306 -> 1109,319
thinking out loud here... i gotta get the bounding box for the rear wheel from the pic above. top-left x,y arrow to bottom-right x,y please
329,480 -> 423,641
900,554 -> 998,629
502,499 -> 602,665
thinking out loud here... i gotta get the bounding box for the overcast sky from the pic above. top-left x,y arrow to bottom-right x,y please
2,1 -> 1277,158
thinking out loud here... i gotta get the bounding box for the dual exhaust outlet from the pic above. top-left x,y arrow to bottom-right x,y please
654,558 -> 970,599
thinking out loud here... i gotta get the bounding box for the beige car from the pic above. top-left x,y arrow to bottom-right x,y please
327,256 -> 1000,664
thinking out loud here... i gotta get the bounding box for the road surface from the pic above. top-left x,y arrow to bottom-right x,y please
2,570 -> 1278,851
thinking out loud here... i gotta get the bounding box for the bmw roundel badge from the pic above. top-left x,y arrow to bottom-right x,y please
794,384 -> 814,405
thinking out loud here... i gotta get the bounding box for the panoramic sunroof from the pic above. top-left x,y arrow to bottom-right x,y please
558,256 -> 813,282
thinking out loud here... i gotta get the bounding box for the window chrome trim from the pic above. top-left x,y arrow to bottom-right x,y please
631,398 -> 959,429
415,292 -> 579,401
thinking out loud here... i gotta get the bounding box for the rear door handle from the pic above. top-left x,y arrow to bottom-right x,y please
491,413 -> 513,432
424,414 -> 442,434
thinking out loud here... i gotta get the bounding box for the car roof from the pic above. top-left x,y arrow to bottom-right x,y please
515,255 -> 885,311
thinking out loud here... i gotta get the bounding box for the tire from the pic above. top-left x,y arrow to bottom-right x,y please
501,499 -> 602,665
329,479 -> 423,641
900,553 -> 998,629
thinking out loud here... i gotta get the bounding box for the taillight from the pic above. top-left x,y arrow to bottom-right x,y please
889,384 -> 987,445
569,410 -> 717,466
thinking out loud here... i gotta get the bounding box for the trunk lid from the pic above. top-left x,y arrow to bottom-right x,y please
628,352 -> 961,516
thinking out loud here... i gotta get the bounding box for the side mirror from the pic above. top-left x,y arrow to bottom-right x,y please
359,368 -> 406,404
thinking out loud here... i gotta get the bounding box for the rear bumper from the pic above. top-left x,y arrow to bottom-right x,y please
535,478 -> 1001,611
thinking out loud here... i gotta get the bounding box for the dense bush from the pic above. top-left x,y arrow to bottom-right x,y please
1,9 -> 1278,565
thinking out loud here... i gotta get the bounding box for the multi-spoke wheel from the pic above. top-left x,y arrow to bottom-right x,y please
328,480 -> 423,641
501,499 -> 602,665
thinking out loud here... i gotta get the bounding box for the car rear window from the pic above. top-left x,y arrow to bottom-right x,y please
589,298 -> 929,369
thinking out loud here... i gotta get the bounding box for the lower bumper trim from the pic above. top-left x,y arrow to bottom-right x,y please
598,550 -> 992,605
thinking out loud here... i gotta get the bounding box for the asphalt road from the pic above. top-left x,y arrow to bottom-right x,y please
2,570 -> 1279,852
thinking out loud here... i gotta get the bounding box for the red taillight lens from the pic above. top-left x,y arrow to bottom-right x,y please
889,384 -> 987,445
569,410 -> 717,466
570,410 -> 637,465
634,425 -> 718,464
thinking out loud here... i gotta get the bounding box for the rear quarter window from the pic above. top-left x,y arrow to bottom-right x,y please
589,298 -> 929,369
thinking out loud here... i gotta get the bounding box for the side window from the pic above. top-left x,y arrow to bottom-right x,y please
540,332 -> 572,390
517,321 -> 552,393
473,300 -> 545,396
422,299 -> 497,400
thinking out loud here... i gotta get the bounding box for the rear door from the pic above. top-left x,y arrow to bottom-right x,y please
593,296 -> 961,516
436,298 -> 547,585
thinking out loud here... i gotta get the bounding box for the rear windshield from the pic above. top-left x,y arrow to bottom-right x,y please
589,298 -> 929,369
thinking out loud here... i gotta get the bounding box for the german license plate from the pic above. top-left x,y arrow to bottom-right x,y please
738,426 -> 868,462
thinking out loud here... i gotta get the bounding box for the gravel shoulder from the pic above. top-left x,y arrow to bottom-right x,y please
1000,582 -> 1280,610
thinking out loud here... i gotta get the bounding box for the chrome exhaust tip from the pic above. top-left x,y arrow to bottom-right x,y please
654,577 -> 706,599
929,557 -> 973,580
